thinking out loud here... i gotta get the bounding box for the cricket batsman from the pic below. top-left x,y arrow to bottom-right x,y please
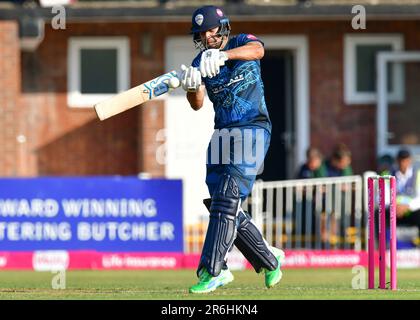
180,5 -> 285,294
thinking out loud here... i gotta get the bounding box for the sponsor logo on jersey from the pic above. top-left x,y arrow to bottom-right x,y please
212,74 -> 245,94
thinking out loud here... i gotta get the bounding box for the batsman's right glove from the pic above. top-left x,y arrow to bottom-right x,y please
180,64 -> 202,92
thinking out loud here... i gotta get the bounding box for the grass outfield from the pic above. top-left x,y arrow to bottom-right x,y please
0,268 -> 419,300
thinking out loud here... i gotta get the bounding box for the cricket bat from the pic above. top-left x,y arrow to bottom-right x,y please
94,57 -> 227,121
94,70 -> 181,121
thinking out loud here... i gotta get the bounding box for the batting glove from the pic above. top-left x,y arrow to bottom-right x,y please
200,49 -> 228,78
180,64 -> 202,92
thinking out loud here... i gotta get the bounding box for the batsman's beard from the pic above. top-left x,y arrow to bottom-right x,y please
205,35 -> 225,49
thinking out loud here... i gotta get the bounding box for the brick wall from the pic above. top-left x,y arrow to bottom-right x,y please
0,21 -> 20,176
15,22 -> 168,177
228,19 -> 420,174
305,20 -> 420,173
163,20 -> 420,174
2,19 -> 420,177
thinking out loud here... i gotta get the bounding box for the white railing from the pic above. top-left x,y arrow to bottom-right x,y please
185,175 -> 365,253
247,175 -> 364,251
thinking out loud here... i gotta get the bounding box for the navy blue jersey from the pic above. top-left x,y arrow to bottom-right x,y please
192,34 -> 271,132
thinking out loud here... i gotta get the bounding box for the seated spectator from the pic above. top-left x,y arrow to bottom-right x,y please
296,147 -> 327,179
326,143 -> 353,177
377,154 -> 394,176
391,149 -> 420,229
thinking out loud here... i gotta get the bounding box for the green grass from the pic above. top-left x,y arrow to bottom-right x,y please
0,268 -> 419,299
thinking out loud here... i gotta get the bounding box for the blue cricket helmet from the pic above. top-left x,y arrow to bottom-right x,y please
191,5 -> 229,33
190,5 -> 231,50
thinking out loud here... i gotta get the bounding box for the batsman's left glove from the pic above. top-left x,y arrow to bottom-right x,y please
200,49 -> 228,78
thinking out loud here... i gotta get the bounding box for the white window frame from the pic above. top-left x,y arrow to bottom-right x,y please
344,34 -> 404,105
67,37 -> 130,108
377,51 -> 420,157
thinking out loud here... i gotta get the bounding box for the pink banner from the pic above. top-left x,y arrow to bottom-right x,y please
0,250 -> 374,270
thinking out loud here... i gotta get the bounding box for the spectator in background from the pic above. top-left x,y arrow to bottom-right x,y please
377,154 -> 394,176
326,143 -> 353,177
296,147 -> 327,179
391,149 -> 420,229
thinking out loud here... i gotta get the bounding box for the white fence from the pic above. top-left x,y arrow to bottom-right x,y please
246,176 -> 364,251
185,175 -> 365,253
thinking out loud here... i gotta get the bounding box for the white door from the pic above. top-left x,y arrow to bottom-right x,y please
164,37 -> 215,238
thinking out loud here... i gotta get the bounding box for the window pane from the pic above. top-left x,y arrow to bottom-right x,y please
80,49 -> 117,94
356,44 -> 393,93
388,61 -> 420,145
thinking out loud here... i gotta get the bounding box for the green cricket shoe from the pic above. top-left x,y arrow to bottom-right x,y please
264,247 -> 285,288
189,268 -> 234,294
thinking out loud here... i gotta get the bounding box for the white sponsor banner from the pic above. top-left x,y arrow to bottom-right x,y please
39,0 -> 73,7
33,250 -> 69,271
0,256 -> 7,268
394,249 -> 420,268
